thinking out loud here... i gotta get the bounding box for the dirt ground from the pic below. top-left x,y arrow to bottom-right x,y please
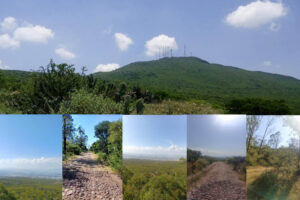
187,161 -> 246,200
63,152 -> 122,200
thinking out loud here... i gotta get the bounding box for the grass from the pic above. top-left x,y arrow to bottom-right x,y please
247,166 -> 300,200
247,166 -> 273,185
141,99 -> 222,114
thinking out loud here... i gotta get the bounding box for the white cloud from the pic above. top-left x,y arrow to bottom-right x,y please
0,157 -> 61,171
1,17 -> 17,32
0,60 -> 10,70
283,116 -> 300,134
225,0 -> 287,29
55,47 -> 76,60
263,60 -> 272,66
0,34 -> 19,48
145,34 -> 178,57
14,24 -> 54,43
114,33 -> 133,51
94,63 -> 120,72
123,145 -> 186,159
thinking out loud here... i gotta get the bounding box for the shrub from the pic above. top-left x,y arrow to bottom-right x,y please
59,89 -> 123,114
97,152 -> 107,164
226,98 -> 291,115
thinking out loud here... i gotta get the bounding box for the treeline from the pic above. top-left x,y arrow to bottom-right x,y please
225,98 -> 291,115
123,159 -> 186,200
90,120 -> 122,173
0,60 -> 167,114
63,114 -> 88,160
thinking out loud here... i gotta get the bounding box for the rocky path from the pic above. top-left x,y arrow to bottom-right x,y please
188,162 -> 246,200
63,152 -> 122,200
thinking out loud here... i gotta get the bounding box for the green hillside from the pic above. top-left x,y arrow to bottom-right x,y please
0,69 -> 32,80
94,57 -> 300,113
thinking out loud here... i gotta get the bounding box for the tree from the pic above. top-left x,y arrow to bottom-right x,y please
283,116 -> 300,168
62,114 -> 74,154
95,121 -> 111,154
258,117 -> 275,154
246,116 -> 261,152
268,131 -> 281,149
75,126 -> 88,151
107,120 -> 122,172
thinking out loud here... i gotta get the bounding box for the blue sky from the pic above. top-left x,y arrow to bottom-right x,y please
71,114 -> 122,146
1,0 -> 300,78
254,116 -> 300,147
0,115 -> 61,177
188,115 -> 246,157
123,115 -> 186,160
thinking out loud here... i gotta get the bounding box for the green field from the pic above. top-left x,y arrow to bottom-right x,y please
123,159 -> 186,200
0,177 -> 62,200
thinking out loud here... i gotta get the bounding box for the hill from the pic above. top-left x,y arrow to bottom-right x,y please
94,57 -> 300,113
0,69 -> 32,80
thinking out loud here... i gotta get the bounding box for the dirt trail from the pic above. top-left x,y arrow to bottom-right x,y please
188,161 -> 246,200
63,152 -> 122,200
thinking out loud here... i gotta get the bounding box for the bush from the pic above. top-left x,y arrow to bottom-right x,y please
226,98 -> 291,115
66,142 -> 81,155
140,175 -> 186,200
59,89 -> 123,114
97,152 -> 107,164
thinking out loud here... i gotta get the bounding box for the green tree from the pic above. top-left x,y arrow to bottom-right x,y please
75,126 -> 88,151
95,121 -> 111,154
107,120 -> 122,172
63,114 -> 74,154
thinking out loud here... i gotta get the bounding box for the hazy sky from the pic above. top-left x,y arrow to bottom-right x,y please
254,115 -> 300,147
0,115 -> 61,176
188,115 -> 246,157
71,114 -> 122,146
1,0 -> 300,78
123,115 -> 186,160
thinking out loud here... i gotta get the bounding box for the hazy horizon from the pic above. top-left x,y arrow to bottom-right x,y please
0,115 -> 62,178
123,115 -> 186,160
188,115 -> 246,157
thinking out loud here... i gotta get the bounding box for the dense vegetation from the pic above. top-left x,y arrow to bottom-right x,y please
96,57 -> 300,114
63,114 -> 88,160
90,120 -> 122,173
2,56 -> 299,114
0,183 -> 16,200
0,178 -> 62,200
123,159 -> 186,200
0,60 -> 165,114
247,116 -> 300,200
187,149 -> 216,176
